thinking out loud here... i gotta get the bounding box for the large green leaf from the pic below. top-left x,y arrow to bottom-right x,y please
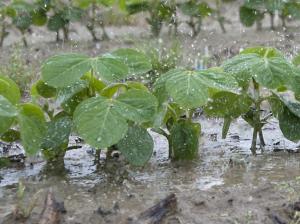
156,68 -> 237,109
74,89 -> 157,148
18,103 -> 46,155
74,96 -> 128,148
41,54 -> 91,88
223,50 -> 295,89
42,54 -> 129,88
117,125 -> 153,166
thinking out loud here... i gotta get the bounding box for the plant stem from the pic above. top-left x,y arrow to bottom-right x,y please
259,130 -> 265,147
21,30 -> 28,47
251,127 -> 258,155
216,0 -> 226,33
269,12 -> 275,30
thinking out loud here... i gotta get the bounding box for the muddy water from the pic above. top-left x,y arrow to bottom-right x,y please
0,118 -> 300,224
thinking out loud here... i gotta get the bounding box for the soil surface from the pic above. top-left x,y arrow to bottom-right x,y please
1,1 -> 300,223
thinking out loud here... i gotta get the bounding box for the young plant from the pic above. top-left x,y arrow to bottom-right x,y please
46,0 -> 82,42
74,0 -> 115,41
240,0 -> 300,30
39,48 -> 157,166
205,47 -> 300,154
152,67 -> 238,160
8,0 -> 48,47
125,0 -> 175,37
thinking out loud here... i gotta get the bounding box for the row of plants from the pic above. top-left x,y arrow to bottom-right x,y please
3,0 -> 300,47
1,46 -> 300,167
240,0 -> 300,30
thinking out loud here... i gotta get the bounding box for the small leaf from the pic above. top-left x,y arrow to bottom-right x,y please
0,75 -> 21,104
18,103 -> 46,155
109,48 -> 152,75
117,125 -> 153,166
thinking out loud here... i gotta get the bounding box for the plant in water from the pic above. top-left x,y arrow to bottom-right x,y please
152,67 -> 238,159
37,48 -> 158,166
14,180 -> 42,220
205,47 -> 300,154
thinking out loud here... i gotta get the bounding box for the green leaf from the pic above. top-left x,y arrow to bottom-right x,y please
42,53 -> 91,88
223,51 -> 295,89
74,96 -> 128,148
239,6 -> 257,27
0,75 -> 21,104
31,9 -> 47,26
74,89 -> 157,148
0,95 -> 18,117
109,48 -> 152,75
35,80 -> 57,98
47,13 -> 66,31
18,103 -> 46,155
91,57 -> 128,82
157,68 -> 238,109
169,120 -> 200,160
0,129 -> 20,142
204,92 -> 252,119
42,54 -> 129,88
117,125 -> 153,166
116,89 -> 158,123
269,94 -> 300,142
165,69 -> 209,108
0,96 -> 17,135
41,116 -> 72,150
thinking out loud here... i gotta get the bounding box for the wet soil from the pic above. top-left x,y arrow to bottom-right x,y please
1,1 -> 300,223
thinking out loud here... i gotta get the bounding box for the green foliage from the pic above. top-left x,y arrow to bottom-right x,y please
117,125 -> 154,166
169,120 -> 200,160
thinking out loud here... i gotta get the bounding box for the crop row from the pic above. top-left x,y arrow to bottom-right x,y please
1,46 -> 300,166
1,0 -> 300,47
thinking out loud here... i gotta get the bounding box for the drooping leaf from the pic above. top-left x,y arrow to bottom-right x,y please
117,125 -> 153,166
169,120 -> 200,160
204,92 -> 252,119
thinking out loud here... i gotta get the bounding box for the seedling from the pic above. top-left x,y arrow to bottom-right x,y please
125,0 -> 176,37
205,47 -> 300,154
152,67 -> 238,159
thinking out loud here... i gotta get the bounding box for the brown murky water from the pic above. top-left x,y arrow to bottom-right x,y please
0,118 -> 300,223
